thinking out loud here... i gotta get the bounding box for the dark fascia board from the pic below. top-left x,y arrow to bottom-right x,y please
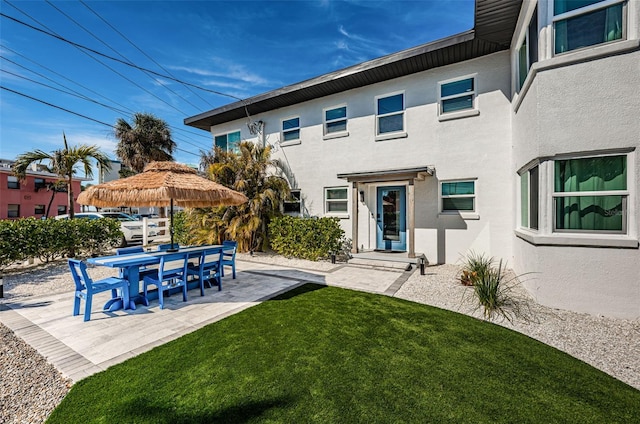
184,31 -> 474,130
185,0 -> 522,131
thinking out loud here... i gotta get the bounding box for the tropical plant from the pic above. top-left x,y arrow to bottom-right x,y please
459,250 -> 493,286
12,133 -> 111,219
459,251 -> 532,322
114,112 -> 176,173
186,142 -> 290,252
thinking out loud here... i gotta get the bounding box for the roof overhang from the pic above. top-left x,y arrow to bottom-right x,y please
184,0 -> 522,131
337,166 -> 434,183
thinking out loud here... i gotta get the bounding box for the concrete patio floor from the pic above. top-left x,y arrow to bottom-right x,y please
0,259 -> 407,383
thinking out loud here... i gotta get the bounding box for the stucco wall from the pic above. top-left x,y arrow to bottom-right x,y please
211,51 -> 514,265
511,32 -> 640,318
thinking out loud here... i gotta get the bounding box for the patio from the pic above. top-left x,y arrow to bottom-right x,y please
0,257 -> 403,383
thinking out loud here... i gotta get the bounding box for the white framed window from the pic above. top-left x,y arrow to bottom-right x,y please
438,75 -> 477,115
553,154 -> 628,233
7,175 -> 19,189
440,180 -> 476,213
553,0 -> 626,55
284,189 -> 302,216
281,117 -> 300,144
323,105 -> 348,137
517,7 -> 538,91
376,92 -> 404,137
8,204 -> 19,219
519,165 -> 539,230
214,130 -> 241,154
324,187 -> 348,216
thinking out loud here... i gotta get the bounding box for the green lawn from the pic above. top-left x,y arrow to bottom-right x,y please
48,284 -> 640,423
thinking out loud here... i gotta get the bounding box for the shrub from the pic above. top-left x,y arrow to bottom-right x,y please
268,216 -> 345,261
0,217 -> 122,270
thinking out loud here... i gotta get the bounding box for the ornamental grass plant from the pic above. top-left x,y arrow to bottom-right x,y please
460,252 -> 531,322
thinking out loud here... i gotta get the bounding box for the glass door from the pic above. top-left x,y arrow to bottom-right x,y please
376,186 -> 406,251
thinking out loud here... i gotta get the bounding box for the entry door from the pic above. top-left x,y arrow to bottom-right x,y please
376,186 -> 406,251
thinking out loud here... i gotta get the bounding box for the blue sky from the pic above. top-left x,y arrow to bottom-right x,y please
1,0 -> 474,178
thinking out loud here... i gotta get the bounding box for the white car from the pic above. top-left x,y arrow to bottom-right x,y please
55,212 -> 157,247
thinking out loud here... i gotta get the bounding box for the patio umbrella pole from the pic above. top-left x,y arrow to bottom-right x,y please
168,198 -> 178,252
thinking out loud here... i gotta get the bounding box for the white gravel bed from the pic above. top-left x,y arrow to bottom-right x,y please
394,264 -> 640,391
0,257 -> 638,423
0,323 -> 72,424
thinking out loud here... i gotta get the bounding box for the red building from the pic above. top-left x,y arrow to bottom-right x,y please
0,159 -> 87,219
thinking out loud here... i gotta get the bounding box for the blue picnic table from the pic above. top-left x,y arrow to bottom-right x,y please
87,245 -> 223,311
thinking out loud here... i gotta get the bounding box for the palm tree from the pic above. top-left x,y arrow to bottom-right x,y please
12,133 -> 112,219
114,112 -> 176,173
188,141 -> 290,252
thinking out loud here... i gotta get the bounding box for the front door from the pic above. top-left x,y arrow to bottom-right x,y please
376,186 -> 406,251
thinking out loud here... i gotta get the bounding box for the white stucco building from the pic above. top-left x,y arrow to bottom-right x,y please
186,0 -> 640,319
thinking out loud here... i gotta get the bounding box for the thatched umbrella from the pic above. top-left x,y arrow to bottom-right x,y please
78,161 -> 247,251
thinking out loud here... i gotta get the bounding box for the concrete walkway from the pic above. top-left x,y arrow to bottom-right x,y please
0,259 -> 409,383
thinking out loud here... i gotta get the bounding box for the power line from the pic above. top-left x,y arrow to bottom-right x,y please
1,44 -> 136,116
1,85 -> 202,158
45,0 -> 204,111
0,66 -> 131,116
79,0 -> 215,109
2,46 -> 212,149
1,11 -> 245,102
2,2 -> 189,116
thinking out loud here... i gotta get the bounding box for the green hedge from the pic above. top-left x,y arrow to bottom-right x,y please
268,216 -> 345,261
0,217 -> 122,270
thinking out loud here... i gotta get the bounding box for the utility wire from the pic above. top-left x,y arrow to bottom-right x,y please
46,0 -> 203,111
1,44 -> 136,116
79,0 -> 215,109
2,2 -> 189,116
1,56 -> 212,149
1,86 -> 201,158
1,68 -> 131,115
1,11 -> 245,101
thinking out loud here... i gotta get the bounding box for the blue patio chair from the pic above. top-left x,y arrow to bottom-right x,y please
187,247 -> 223,291
116,246 -> 155,280
142,252 -> 189,309
221,240 -> 237,279
157,243 -> 179,251
68,259 -> 130,322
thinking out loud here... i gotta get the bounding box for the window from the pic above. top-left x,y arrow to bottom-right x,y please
517,7 -> 538,91
324,105 -> 347,136
325,187 -> 348,215
439,76 -> 476,114
7,176 -> 19,189
35,204 -> 46,215
441,180 -> 475,212
282,117 -> 300,143
554,0 -> 625,54
57,205 -> 67,215
553,155 -> 627,233
34,178 -> 46,190
520,166 -> 539,230
8,204 -> 19,218
214,131 -> 241,153
284,189 -> 302,215
376,93 -> 404,135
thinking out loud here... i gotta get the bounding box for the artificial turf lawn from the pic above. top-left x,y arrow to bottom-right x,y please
47,284 -> 640,423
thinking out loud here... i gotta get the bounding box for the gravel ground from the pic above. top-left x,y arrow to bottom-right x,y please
0,255 -> 638,423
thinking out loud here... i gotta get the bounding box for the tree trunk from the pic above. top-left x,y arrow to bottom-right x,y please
67,176 -> 75,219
45,186 -> 56,218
